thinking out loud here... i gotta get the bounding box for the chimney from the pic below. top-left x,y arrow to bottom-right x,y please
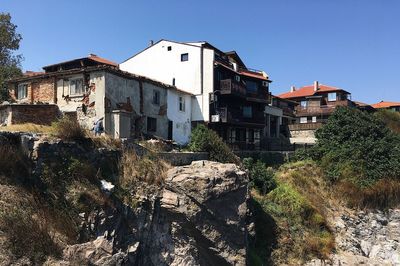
89,53 -> 97,57
149,40 -> 154,47
290,86 -> 296,92
314,81 -> 319,92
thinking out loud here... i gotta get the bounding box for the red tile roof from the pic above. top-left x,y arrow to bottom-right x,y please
371,101 -> 400,109
88,54 -> 118,67
24,71 -> 45,77
278,84 -> 349,99
239,69 -> 269,81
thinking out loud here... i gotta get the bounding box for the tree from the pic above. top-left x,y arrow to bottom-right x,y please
0,13 -> 23,102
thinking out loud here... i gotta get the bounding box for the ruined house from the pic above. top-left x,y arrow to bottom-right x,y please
6,54 -> 182,140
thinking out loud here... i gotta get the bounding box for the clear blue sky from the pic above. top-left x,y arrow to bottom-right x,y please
2,0 -> 400,104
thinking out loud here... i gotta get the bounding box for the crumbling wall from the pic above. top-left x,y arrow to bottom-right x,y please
8,104 -> 60,125
31,78 -> 55,103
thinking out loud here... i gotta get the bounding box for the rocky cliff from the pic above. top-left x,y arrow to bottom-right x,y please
58,161 -> 249,266
309,209 -> 400,266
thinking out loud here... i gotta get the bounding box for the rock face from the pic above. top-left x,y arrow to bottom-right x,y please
59,160 -> 249,266
308,209 -> 400,266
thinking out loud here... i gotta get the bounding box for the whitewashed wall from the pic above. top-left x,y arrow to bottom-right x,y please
167,90 -> 192,144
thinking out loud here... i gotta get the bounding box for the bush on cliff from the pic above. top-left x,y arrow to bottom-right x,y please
375,109 -> 400,134
188,124 -> 240,164
250,160 -> 334,265
243,157 -> 276,194
312,107 -> 400,187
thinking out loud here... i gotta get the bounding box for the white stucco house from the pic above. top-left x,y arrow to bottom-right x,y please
120,39 -> 273,150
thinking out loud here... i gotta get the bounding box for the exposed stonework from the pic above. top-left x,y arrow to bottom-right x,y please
50,161 -> 249,266
0,104 -> 60,126
307,209 -> 400,266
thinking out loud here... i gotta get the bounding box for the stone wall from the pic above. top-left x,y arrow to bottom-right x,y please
31,78 -> 56,103
158,152 -> 209,166
289,129 -> 317,144
0,104 -> 60,126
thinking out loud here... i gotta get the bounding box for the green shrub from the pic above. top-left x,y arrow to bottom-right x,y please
375,109 -> 400,134
243,157 -> 276,194
313,107 -> 400,187
52,116 -> 86,141
188,124 -> 240,164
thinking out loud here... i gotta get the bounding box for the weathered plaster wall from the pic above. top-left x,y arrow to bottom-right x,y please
167,90 -> 191,144
142,82 -> 168,139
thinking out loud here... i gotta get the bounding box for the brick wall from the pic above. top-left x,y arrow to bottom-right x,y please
9,78 -> 56,104
31,78 -> 55,103
9,104 -> 60,125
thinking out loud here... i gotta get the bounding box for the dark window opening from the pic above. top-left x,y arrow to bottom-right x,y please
248,129 -> 254,143
147,117 -> 157,132
245,80 -> 258,93
152,90 -> 160,105
172,78 -> 176,86
235,128 -> 246,142
243,106 -> 252,118
181,53 -> 189,62
167,46 -> 172,51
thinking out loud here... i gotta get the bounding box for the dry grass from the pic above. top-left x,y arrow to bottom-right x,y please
51,117 -> 86,141
91,135 -> 122,149
336,179 -> 400,209
119,149 -> 170,188
252,160 -> 335,265
0,144 -> 30,181
0,123 -> 54,134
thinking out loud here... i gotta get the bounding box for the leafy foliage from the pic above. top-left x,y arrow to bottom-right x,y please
375,109 -> 400,134
313,107 -> 400,187
0,13 -> 23,102
243,157 -> 276,194
188,124 -> 240,164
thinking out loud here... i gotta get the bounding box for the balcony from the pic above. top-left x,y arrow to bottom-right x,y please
220,79 -> 246,96
295,100 -> 352,116
288,123 -> 323,131
212,107 -> 265,125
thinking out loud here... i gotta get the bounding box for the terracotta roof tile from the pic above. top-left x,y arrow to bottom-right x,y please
371,101 -> 400,109
278,84 -> 349,99
88,54 -> 118,67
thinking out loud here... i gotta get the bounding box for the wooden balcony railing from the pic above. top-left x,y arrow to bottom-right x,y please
288,123 -> 323,131
220,79 -> 246,95
212,107 -> 265,125
295,100 -> 352,116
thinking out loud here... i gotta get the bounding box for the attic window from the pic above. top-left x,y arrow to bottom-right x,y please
181,53 -> 189,62
167,46 -> 172,51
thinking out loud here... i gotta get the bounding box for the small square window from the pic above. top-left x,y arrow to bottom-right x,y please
167,46 -> 172,51
70,78 -> 84,95
181,53 -> 189,62
300,117 -> 307,124
300,100 -> 308,108
235,75 -> 240,82
312,116 -> 317,123
178,96 -> 185,112
147,117 -> 157,132
152,90 -> 160,105
328,92 -> 336,101
243,106 -> 252,118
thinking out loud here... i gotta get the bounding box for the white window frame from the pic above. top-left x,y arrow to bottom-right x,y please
300,117 -> 308,124
69,78 -> 84,96
312,116 -> 317,123
17,83 -> 28,99
178,95 -> 185,112
262,81 -> 268,87
300,100 -> 308,109
328,92 -> 337,102
235,75 -> 240,82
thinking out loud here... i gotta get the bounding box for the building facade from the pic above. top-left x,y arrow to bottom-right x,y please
120,40 -> 272,150
7,55 -> 184,140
